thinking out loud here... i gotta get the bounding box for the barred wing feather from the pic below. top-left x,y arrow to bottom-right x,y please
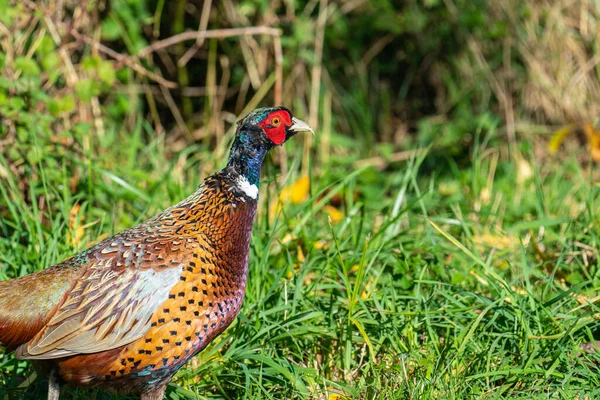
15,260 -> 182,359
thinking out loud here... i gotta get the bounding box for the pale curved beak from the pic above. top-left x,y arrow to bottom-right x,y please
289,117 -> 314,135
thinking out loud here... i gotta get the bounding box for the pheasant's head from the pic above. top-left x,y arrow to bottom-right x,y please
227,106 -> 313,187
237,106 -> 313,146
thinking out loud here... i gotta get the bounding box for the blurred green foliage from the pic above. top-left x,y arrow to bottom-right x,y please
0,0 -> 516,161
2,0 -> 598,207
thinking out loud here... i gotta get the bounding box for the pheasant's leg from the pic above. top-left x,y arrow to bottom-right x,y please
140,383 -> 167,400
47,369 -> 59,400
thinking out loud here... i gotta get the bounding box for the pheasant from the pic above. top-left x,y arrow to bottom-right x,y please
0,106 -> 313,400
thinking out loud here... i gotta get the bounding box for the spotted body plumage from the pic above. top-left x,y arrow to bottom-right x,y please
41,169 -> 256,391
0,107 -> 314,400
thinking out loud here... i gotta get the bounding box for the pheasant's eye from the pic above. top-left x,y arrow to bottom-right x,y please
272,117 -> 281,126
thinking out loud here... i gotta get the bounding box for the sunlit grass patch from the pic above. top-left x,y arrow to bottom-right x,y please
2,122 -> 600,399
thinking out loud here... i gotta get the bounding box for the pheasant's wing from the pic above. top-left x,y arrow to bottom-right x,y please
15,212 -> 196,360
15,262 -> 183,359
0,259 -> 84,350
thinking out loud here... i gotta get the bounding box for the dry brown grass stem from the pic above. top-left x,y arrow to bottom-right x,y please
160,84 -> 190,138
304,0 -> 328,177
340,0 -> 367,15
214,55 -> 231,137
238,37 -> 262,90
117,84 -> 235,98
361,33 -> 395,66
320,90 -> 332,165
273,35 -> 283,105
177,0 -> 213,67
354,149 -> 428,170
137,27 -> 282,58
467,37 -> 517,150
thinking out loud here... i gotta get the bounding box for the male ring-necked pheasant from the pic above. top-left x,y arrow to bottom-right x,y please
0,107 -> 313,400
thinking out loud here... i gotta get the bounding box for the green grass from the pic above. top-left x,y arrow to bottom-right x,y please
1,122 -> 600,400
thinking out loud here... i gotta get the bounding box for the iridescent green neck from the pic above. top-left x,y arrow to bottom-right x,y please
226,128 -> 271,186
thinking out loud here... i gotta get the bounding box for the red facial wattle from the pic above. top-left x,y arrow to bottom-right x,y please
258,110 -> 292,145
